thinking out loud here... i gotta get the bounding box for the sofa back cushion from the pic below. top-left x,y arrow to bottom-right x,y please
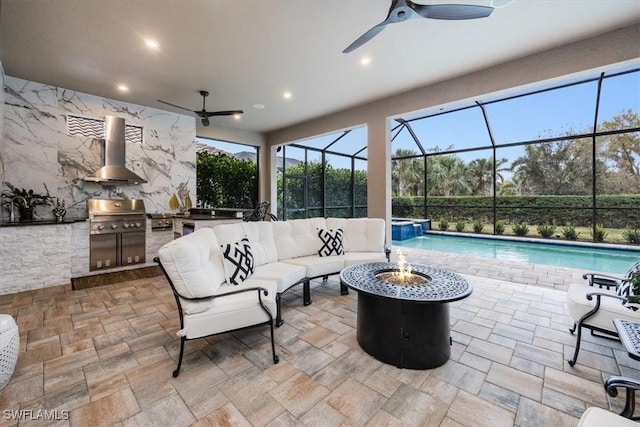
273,217 -> 327,260
158,228 -> 226,298
326,217 -> 385,253
213,222 -> 278,266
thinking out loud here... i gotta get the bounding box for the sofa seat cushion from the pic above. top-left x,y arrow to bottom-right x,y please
566,284 -> 640,332
282,255 -> 345,279
183,279 -> 277,339
341,252 -> 388,267
252,262 -> 307,293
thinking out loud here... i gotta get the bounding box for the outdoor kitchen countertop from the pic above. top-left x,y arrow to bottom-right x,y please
0,217 -> 88,227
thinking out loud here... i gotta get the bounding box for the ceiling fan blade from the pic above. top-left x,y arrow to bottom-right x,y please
411,4 -> 494,20
157,99 -> 196,113
343,22 -> 388,53
202,110 -> 244,117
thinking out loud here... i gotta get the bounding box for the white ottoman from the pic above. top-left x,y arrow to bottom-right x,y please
0,314 -> 19,390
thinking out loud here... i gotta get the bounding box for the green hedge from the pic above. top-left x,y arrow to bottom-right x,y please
392,195 -> 640,228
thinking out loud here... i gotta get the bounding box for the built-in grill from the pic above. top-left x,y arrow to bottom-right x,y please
148,213 -> 173,231
88,199 -> 146,271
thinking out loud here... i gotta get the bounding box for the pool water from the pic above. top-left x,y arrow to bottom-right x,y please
394,233 -> 640,274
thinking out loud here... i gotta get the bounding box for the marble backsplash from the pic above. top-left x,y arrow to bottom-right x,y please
2,76 -> 197,220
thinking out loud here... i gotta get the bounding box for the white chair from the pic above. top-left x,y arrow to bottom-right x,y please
566,261 -> 640,366
0,314 -> 19,390
578,407 -> 637,427
155,228 -> 279,377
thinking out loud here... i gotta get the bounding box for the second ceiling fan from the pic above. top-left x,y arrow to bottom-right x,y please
343,0 -> 494,53
158,90 -> 243,126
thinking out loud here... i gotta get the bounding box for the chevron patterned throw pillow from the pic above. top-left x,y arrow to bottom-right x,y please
221,238 -> 255,285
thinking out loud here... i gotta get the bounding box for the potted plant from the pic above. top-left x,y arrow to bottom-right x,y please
1,183 -> 53,221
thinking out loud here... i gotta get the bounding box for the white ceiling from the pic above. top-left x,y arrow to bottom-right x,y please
1,1 -> 639,134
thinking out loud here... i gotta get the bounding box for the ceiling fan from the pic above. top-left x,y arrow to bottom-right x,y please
157,90 -> 243,126
343,0 -> 494,53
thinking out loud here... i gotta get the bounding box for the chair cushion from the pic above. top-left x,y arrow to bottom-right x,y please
281,255 -> 344,279
251,262 -> 307,293
578,407 -> 637,427
183,279 -> 278,339
272,218 -> 327,260
221,238 -> 254,285
327,217 -> 385,253
566,284 -> 640,332
318,228 -> 345,257
213,222 -> 278,267
158,228 -> 226,300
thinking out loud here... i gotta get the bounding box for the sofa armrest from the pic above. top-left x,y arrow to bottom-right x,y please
586,291 -> 627,304
605,375 -> 640,419
583,272 -> 622,289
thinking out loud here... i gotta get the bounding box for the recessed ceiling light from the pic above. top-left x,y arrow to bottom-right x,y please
360,56 -> 372,66
283,91 -> 292,100
253,104 -> 266,110
144,38 -> 160,50
233,114 -> 242,120
117,84 -> 129,92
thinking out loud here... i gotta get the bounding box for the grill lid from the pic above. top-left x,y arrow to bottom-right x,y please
88,199 -> 146,218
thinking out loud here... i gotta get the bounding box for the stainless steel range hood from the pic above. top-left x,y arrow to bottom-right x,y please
84,116 -> 147,184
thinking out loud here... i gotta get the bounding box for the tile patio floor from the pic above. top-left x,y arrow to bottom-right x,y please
1,249 -> 639,426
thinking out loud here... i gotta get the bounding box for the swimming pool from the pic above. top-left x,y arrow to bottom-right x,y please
394,233 -> 640,274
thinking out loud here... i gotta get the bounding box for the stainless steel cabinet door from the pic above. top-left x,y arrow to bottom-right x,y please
90,234 -> 117,271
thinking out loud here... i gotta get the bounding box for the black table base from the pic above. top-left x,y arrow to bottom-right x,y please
357,292 -> 451,369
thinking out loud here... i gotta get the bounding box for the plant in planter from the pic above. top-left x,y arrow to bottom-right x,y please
1,183 -> 53,221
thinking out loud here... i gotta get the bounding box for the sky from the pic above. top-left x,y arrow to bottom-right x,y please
199,64 -> 639,170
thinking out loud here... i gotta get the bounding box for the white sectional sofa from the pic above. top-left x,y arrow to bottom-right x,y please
155,217 -> 389,374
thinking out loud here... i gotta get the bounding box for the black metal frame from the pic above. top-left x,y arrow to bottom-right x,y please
390,66 -> 640,240
274,277 -> 311,327
605,375 -> 640,420
154,256 -> 279,377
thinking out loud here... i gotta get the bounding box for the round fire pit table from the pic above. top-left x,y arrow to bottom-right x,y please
340,262 -> 472,369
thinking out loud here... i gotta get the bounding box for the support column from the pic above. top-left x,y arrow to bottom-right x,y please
367,118 -> 392,244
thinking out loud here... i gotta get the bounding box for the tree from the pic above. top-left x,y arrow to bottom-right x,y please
468,157 -> 509,195
427,155 -> 472,196
197,153 -> 257,208
510,139 -> 594,195
392,149 -> 421,196
597,109 -> 640,193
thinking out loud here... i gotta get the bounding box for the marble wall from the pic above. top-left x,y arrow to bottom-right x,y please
2,76 -> 197,219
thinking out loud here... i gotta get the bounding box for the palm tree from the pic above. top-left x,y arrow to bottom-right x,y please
428,155 -> 472,196
392,148 -> 420,196
468,157 -> 510,195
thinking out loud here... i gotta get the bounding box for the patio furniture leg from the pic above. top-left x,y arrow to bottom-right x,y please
341,283 -> 349,295
173,336 -> 186,378
303,279 -> 312,306
275,294 -> 284,327
567,298 -> 601,367
269,318 -> 280,364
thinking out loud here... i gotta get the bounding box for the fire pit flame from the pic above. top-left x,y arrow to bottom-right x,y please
376,250 -> 430,286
